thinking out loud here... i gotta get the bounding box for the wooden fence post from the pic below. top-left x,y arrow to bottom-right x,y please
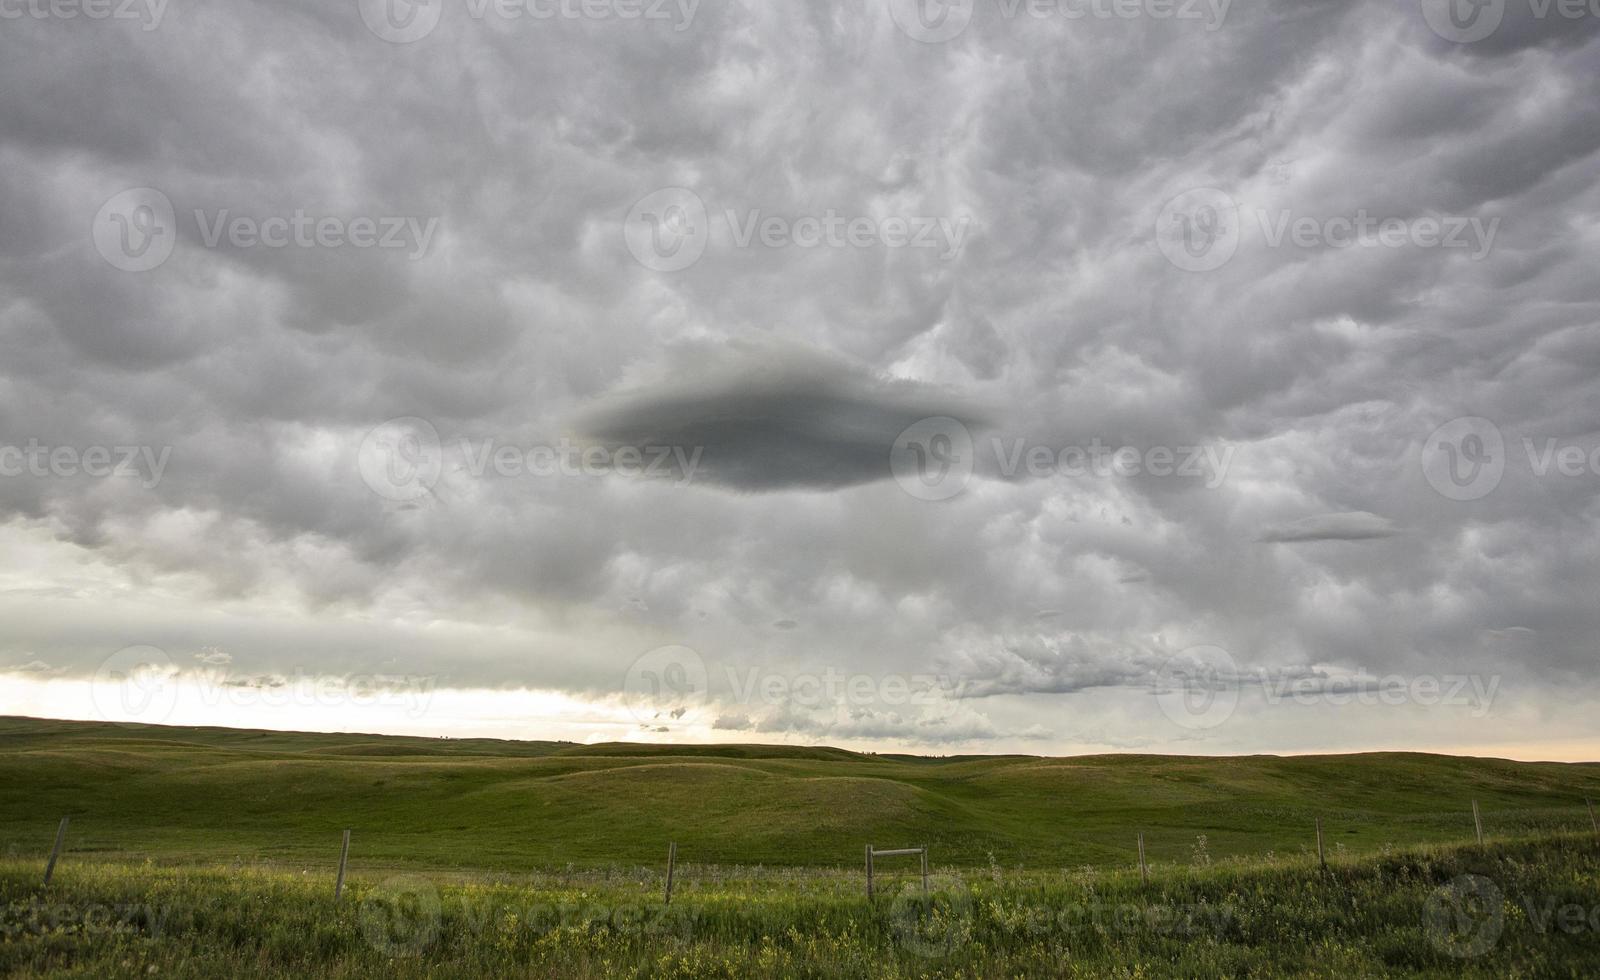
1472,800 -> 1484,845
334,829 -> 351,902
865,844 -> 874,900
920,845 -> 929,896
664,842 -> 677,905
43,817 -> 69,886
1137,833 -> 1148,885
1315,818 -> 1326,870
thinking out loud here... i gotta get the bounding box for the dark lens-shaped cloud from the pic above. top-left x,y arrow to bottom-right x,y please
574,341 -> 989,491
1259,512 -> 1403,543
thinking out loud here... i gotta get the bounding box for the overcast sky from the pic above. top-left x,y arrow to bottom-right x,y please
2,0 -> 1598,760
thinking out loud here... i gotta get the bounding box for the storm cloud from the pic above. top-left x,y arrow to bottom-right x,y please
1,0 -> 1598,757
574,339 -> 988,491
1258,512 -> 1404,543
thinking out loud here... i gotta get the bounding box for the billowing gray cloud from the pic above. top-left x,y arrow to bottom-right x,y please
0,0 -> 1598,756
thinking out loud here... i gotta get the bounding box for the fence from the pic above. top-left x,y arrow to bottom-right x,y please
21,796 -> 1600,900
865,844 -> 929,899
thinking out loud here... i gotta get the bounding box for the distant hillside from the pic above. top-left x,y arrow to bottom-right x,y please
3,716 -> 1596,871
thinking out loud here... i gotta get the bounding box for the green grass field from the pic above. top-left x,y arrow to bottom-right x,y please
5,836 -> 1600,976
4,717 -> 1600,976
3,716 -> 1599,874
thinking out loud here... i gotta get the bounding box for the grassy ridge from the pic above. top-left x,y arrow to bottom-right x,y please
2,716 -> 1598,873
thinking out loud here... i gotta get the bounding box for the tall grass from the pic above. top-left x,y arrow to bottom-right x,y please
4,836 -> 1598,977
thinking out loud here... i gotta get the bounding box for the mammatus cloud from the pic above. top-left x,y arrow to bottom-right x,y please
0,1 -> 1596,756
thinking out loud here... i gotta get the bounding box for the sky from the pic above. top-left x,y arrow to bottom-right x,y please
2,0 -> 1599,761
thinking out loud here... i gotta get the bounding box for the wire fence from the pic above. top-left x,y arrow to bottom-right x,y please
8,799 -> 1598,897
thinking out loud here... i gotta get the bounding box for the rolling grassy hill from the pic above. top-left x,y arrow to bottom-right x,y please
3,716 -> 1597,873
